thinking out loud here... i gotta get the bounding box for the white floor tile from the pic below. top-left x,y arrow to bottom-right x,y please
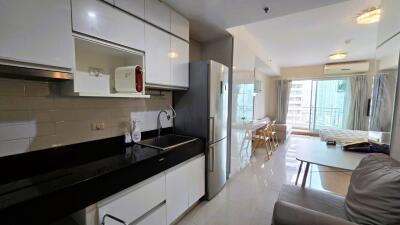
176,135 -> 351,225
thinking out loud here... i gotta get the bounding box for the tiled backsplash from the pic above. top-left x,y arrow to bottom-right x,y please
0,78 -> 172,157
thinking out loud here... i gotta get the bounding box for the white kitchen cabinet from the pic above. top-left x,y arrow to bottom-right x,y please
145,25 -> 171,86
145,0 -> 171,31
98,174 -> 165,225
188,155 -> 205,206
166,162 -> 189,224
137,204 -> 166,225
71,0 -> 145,51
171,10 -> 190,41
114,0 -> 145,19
377,0 -> 400,46
145,28 -> 189,89
171,36 -> 189,88
0,0 -> 73,69
166,155 -> 205,224
62,35 -> 149,98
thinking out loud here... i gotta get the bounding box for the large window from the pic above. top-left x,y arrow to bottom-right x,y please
286,79 -> 349,131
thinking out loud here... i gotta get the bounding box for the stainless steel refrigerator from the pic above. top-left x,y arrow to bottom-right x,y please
174,60 -> 229,200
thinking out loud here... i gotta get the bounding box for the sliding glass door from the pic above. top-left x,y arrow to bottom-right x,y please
287,79 -> 349,132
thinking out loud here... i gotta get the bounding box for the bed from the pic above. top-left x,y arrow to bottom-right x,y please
319,128 -> 369,145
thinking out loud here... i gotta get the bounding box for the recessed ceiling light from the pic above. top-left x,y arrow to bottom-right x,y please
356,7 -> 381,25
329,52 -> 347,60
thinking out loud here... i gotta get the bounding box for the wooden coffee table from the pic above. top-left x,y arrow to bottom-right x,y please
295,138 -> 367,187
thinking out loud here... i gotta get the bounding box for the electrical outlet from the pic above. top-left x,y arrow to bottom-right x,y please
91,122 -> 105,131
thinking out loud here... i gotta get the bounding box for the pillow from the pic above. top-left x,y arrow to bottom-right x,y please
345,153 -> 400,225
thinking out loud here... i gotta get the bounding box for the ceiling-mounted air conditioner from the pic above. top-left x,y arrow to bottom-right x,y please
324,61 -> 370,75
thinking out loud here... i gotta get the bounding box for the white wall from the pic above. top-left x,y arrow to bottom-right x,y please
228,26 -> 279,74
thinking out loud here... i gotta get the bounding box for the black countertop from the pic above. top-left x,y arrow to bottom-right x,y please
0,129 -> 204,225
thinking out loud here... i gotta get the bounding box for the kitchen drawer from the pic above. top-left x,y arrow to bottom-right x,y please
137,204 -> 166,225
71,0 -> 145,51
98,173 -> 166,225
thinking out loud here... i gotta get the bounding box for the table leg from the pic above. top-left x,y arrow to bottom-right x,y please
295,161 -> 303,185
301,162 -> 310,188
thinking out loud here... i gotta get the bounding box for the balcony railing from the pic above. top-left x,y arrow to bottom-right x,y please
286,106 -> 345,131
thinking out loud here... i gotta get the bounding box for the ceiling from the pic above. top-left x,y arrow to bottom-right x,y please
164,0 -> 349,42
231,0 -> 381,68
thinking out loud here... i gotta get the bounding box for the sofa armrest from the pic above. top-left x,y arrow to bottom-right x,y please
272,201 -> 356,225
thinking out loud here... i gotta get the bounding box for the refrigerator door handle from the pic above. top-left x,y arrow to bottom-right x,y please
209,117 -> 215,143
209,145 -> 215,172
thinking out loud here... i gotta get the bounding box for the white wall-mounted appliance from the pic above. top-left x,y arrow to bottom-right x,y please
324,61 -> 370,75
114,65 -> 144,93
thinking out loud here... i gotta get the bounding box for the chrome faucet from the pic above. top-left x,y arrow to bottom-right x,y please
157,106 -> 177,138
157,110 -> 170,137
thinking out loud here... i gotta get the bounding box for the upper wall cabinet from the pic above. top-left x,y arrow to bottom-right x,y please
114,0 -> 145,19
145,0 -> 171,32
145,25 -> 171,86
171,36 -> 189,88
171,10 -> 190,42
0,0 -> 73,69
377,0 -> 400,46
71,0 -> 145,51
145,25 -> 189,89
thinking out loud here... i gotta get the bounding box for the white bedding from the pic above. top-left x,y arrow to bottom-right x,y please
319,128 -> 369,145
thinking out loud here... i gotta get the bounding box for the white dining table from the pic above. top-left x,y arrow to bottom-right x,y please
295,138 -> 368,187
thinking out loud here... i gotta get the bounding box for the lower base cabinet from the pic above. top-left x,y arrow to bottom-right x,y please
166,155 -> 205,224
136,204 -> 166,225
74,154 -> 205,225
97,174 -> 166,225
166,161 -> 189,224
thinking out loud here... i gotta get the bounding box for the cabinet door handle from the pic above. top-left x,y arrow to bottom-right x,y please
102,214 -> 127,225
158,157 -> 165,162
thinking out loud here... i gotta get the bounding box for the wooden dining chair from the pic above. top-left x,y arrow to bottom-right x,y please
270,120 -> 279,150
252,125 -> 266,153
253,124 -> 273,160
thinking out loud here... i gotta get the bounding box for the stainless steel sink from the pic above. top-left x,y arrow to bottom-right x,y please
138,134 -> 197,150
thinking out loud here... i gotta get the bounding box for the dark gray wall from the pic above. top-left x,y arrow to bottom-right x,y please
194,35 -> 234,178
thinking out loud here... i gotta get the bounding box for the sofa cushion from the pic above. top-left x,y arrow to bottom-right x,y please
278,185 -> 347,220
345,153 -> 400,225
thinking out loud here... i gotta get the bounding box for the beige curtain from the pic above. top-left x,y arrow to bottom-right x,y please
347,75 -> 369,130
276,80 -> 292,124
369,71 -> 397,131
